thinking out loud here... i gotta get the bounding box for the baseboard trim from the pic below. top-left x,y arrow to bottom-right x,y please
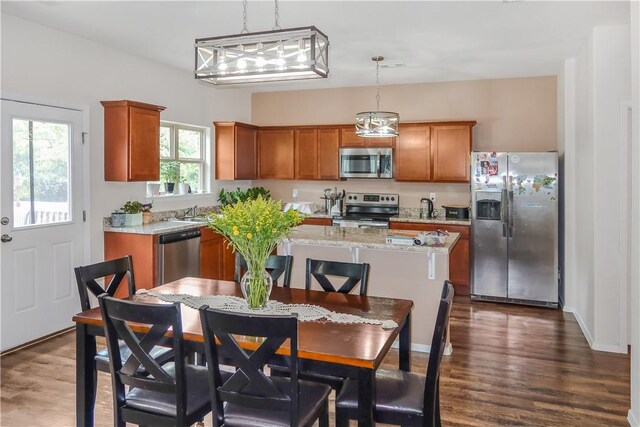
571,309 -> 595,348
628,409 -> 639,427
592,342 -> 629,354
565,309 -> 628,353
1,327 -> 74,356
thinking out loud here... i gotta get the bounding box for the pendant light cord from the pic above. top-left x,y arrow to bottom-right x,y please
376,59 -> 381,111
273,0 -> 281,30
241,0 -> 248,34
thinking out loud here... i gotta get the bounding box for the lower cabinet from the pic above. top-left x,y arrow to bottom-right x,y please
104,232 -> 158,297
302,217 -> 333,226
389,222 -> 470,296
200,227 -> 236,281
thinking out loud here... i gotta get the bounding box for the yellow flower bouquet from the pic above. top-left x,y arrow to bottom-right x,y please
207,196 -> 304,308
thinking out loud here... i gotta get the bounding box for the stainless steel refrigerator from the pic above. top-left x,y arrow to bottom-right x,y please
471,152 -> 559,307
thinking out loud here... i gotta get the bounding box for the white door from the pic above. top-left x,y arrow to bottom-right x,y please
1,99 -> 85,351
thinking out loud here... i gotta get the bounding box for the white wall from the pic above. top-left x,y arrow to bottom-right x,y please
1,13 -> 253,264
629,1 -> 640,424
563,23 -> 631,353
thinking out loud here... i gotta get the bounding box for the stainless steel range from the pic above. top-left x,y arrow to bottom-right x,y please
332,192 -> 399,229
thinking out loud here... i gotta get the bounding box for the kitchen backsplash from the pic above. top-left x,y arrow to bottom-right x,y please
254,180 -> 472,209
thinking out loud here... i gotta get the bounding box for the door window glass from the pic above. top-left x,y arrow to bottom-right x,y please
12,118 -> 71,227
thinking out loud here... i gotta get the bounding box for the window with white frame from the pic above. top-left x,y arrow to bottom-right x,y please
159,122 -> 206,194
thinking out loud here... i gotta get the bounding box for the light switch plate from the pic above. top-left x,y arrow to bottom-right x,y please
429,192 -> 436,202
292,189 -> 299,198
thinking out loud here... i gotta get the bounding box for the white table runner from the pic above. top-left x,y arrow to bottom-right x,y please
137,289 -> 399,330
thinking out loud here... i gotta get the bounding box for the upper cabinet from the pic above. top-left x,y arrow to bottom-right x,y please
293,127 -> 340,180
294,129 -> 318,180
258,128 -> 295,179
102,100 -> 166,182
214,122 -> 257,180
340,127 -> 394,148
431,124 -> 473,182
317,128 -> 340,180
395,122 -> 475,183
395,124 -> 431,181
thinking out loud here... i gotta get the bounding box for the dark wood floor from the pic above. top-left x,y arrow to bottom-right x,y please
1,297 -> 630,426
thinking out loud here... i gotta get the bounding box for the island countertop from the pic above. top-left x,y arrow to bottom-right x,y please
284,225 -> 460,254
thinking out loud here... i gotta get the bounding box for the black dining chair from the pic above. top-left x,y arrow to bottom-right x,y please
270,257 -> 371,413
305,258 -> 370,296
74,256 -> 173,373
334,281 -> 455,427
234,253 -> 294,287
199,307 -> 331,427
99,295 -> 218,427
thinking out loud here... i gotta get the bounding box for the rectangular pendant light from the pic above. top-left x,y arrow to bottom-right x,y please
195,26 -> 329,85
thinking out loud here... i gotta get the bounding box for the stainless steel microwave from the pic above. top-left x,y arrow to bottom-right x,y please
339,148 -> 393,179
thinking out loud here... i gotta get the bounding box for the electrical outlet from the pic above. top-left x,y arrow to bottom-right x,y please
292,189 -> 299,199
430,192 -> 436,202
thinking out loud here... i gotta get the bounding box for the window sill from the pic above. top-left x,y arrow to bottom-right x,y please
148,192 -> 217,202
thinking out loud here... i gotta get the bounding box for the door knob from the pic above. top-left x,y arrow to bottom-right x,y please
1,234 -> 12,243
1,217 -> 8,225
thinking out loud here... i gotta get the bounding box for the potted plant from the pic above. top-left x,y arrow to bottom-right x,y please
207,196 -> 304,309
160,161 -> 180,194
110,210 -> 126,228
141,202 -> 153,225
121,200 -> 143,226
177,178 -> 190,195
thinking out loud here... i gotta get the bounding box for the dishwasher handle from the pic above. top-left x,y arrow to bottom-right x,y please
158,229 -> 201,244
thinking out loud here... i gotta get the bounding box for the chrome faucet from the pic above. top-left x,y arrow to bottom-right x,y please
184,205 -> 198,217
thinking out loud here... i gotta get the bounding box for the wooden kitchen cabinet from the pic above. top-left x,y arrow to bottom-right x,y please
101,100 -> 166,182
395,121 -> 475,183
340,127 -> 394,148
389,221 -> 470,295
214,122 -> 257,180
317,128 -> 340,180
294,127 -> 340,180
104,232 -> 158,296
302,217 -> 333,226
294,129 -> 318,179
200,227 -> 235,281
431,124 -> 473,182
258,128 -> 295,179
395,124 -> 431,181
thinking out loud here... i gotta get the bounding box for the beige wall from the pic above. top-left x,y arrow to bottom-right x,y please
251,76 -> 557,207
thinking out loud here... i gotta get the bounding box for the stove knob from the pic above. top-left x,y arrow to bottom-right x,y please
386,197 -> 390,201
391,197 -> 395,201
353,196 -> 358,200
348,196 -> 352,200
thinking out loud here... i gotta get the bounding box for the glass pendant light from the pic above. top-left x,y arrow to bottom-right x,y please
195,0 -> 329,85
355,56 -> 399,137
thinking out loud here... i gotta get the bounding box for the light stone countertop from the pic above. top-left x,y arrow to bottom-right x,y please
283,225 -> 460,254
104,220 -> 207,235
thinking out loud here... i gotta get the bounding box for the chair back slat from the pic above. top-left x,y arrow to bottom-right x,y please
305,258 -> 370,296
99,296 -> 187,412
235,253 -> 293,287
74,256 -> 135,311
199,307 -> 300,427
423,280 -> 454,425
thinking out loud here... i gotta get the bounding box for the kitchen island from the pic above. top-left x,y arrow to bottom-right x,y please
279,225 -> 460,351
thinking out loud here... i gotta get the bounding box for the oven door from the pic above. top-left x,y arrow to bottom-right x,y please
339,148 -> 393,178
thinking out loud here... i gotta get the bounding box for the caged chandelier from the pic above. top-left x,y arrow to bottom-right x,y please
194,0 -> 329,85
355,56 -> 399,137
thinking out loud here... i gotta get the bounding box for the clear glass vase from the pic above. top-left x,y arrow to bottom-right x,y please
240,269 -> 273,309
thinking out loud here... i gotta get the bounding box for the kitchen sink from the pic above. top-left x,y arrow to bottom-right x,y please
170,216 -> 208,223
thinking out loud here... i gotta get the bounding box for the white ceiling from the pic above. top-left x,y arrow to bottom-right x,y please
1,1 -> 630,92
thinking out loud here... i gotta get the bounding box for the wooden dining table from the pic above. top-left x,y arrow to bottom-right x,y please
73,277 -> 413,427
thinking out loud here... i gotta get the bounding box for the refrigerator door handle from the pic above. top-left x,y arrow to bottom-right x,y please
508,175 -> 515,237
501,175 -> 508,237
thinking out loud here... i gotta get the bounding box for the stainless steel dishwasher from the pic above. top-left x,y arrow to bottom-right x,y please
157,229 -> 201,285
